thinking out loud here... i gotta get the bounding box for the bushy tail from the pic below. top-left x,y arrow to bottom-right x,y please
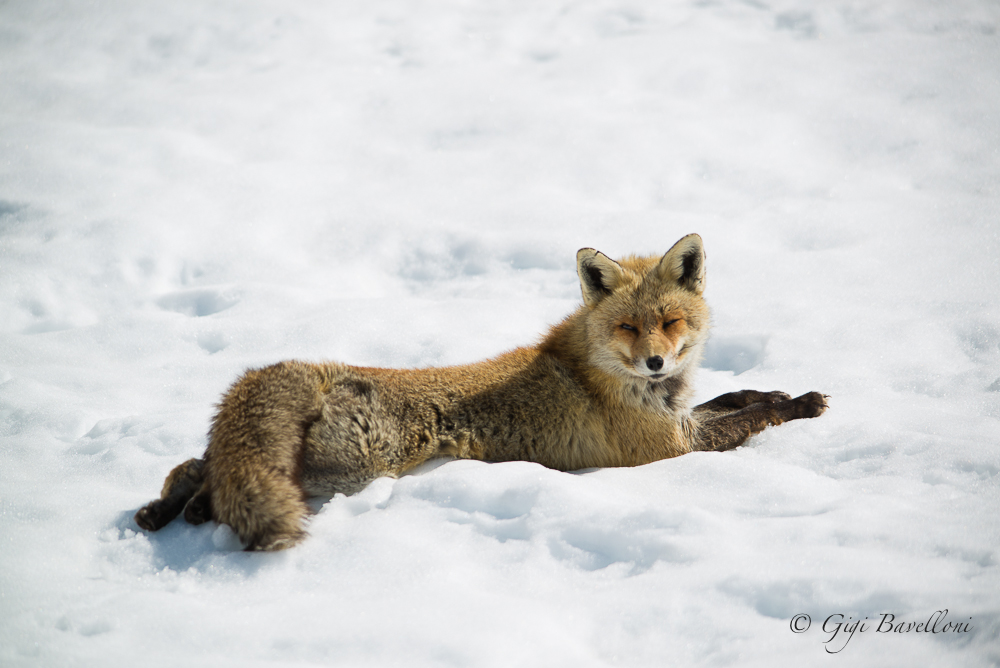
204,361 -> 325,551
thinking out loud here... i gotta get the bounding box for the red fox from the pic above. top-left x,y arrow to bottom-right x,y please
135,234 -> 828,550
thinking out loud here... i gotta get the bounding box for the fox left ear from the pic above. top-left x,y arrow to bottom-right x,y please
577,248 -> 626,307
656,234 -> 706,294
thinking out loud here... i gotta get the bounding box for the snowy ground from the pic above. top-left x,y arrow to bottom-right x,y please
1,0 -> 999,665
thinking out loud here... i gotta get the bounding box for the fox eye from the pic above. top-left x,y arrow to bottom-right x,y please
620,323 -> 637,332
662,319 -> 680,330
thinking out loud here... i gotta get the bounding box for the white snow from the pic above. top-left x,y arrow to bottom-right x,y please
1,0 -> 999,665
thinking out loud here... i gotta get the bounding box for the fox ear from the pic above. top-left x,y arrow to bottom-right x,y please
577,248 -> 625,307
656,234 -> 705,294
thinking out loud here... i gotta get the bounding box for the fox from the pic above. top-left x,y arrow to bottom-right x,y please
135,234 -> 828,550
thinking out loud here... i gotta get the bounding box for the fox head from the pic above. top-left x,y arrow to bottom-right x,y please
575,234 -> 710,386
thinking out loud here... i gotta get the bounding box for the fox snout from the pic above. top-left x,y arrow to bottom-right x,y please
630,324 -> 693,378
645,355 -> 664,372
613,325 -> 689,380
634,348 -> 678,378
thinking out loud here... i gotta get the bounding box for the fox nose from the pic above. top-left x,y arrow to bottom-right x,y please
646,356 -> 664,372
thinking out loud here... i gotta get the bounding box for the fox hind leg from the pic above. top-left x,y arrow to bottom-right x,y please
134,458 -> 206,531
183,487 -> 213,525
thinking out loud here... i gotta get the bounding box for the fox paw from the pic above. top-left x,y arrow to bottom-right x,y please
183,492 -> 212,525
791,391 -> 829,419
135,501 -> 169,532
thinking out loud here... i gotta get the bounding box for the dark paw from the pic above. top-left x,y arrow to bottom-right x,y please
135,501 -> 168,532
183,492 -> 212,525
791,391 -> 829,419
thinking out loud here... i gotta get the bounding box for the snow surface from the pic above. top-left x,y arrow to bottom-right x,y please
1,0 -> 999,665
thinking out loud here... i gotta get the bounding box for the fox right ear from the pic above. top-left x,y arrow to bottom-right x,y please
576,248 -> 625,307
656,234 -> 706,294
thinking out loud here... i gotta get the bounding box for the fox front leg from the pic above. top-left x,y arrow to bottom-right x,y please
693,392 -> 828,452
693,390 -> 793,418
